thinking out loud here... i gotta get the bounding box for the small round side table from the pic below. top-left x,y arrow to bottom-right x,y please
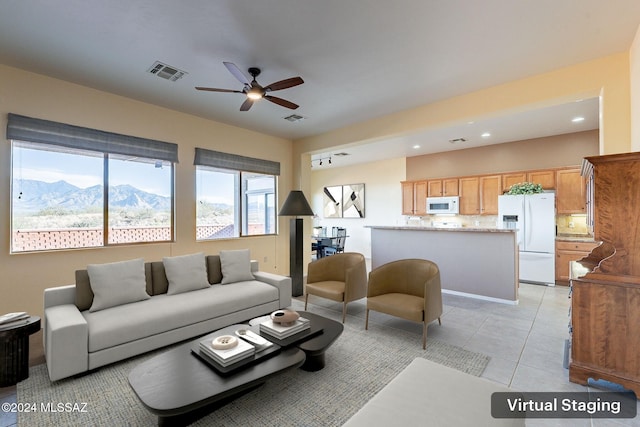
0,316 -> 41,387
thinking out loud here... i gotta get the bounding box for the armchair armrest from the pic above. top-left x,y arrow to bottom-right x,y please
253,271 -> 292,308
44,304 -> 88,381
344,262 -> 367,302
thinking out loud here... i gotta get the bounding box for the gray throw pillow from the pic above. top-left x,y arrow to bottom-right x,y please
87,258 -> 150,312
220,249 -> 255,284
163,252 -> 210,295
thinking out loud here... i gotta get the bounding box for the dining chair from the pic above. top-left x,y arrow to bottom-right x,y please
323,228 -> 346,256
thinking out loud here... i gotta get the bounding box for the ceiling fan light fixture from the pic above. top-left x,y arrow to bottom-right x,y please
246,89 -> 263,100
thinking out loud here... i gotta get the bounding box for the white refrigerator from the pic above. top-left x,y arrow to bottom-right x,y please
498,193 -> 556,285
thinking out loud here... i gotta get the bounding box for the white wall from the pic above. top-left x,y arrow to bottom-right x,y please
309,157 -> 406,259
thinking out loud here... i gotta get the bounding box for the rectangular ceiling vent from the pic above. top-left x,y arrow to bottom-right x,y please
333,152 -> 350,156
283,114 -> 305,122
147,61 -> 187,82
448,138 -> 467,144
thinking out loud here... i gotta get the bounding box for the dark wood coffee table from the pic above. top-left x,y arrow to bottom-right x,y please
129,323 -> 304,427
279,311 -> 344,371
129,312 -> 342,426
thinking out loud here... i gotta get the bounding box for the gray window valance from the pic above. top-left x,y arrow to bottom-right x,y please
6,113 -> 179,163
194,147 -> 280,175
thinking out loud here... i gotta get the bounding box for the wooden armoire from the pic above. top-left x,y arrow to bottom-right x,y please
569,151 -> 640,398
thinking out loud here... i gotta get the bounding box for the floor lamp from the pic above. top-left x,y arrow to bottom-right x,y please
278,190 -> 314,297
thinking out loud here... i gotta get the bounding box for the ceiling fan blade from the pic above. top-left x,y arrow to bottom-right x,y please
264,77 -> 304,92
223,62 -> 251,86
265,95 -> 299,110
240,98 -> 254,111
195,87 -> 243,93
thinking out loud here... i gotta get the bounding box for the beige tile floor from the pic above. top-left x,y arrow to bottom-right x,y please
295,282 -> 640,427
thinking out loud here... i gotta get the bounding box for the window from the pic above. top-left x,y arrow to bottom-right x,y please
8,114 -> 178,252
194,148 -> 279,240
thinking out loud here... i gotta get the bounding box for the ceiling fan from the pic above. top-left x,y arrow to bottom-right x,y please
196,62 -> 304,111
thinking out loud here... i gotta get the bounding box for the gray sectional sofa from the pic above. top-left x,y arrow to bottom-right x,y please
43,251 -> 291,381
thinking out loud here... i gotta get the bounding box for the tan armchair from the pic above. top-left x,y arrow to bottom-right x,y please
366,259 -> 442,349
305,252 -> 367,323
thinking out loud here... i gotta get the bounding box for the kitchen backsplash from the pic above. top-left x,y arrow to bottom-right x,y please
405,213 -> 590,236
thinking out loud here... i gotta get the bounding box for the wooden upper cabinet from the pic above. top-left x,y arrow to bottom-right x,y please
458,177 -> 480,215
442,178 -> 459,196
427,178 -> 459,197
479,175 -> 502,215
502,172 -> 526,193
427,180 -> 443,197
401,181 -> 428,215
401,181 -> 415,215
556,168 -> 586,214
528,170 -> 556,189
414,181 -> 428,215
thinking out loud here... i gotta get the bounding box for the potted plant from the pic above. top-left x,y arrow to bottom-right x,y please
506,182 -> 544,195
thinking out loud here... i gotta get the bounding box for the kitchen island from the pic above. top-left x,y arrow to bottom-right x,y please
368,226 -> 519,304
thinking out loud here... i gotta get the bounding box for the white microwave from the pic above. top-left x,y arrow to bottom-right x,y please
426,196 -> 459,214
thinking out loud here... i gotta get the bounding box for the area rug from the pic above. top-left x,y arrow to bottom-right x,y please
18,320 -> 489,426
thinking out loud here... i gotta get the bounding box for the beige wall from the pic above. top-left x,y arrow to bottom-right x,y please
406,130 -> 599,181
0,65 -> 293,317
631,24 -> 640,151
310,157 -> 405,259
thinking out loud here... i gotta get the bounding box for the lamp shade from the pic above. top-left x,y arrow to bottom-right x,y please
278,190 -> 314,216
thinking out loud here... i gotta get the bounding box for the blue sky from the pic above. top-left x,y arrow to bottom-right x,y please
13,145 -> 172,197
13,145 -> 238,204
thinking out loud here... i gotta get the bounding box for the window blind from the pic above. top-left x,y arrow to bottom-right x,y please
194,147 -> 280,175
6,113 -> 179,163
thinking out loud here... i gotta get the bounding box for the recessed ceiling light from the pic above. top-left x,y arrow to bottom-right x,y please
413,144 -> 421,149
572,116 -> 585,123
481,132 -> 491,138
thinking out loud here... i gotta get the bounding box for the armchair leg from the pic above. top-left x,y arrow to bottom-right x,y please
422,320 -> 427,350
438,317 -> 441,325
304,293 -> 309,311
365,309 -> 369,330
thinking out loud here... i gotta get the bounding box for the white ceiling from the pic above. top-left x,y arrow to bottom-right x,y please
1,1 -> 638,166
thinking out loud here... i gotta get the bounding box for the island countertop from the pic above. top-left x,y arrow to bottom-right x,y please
366,225 -> 515,233
368,226 -> 519,304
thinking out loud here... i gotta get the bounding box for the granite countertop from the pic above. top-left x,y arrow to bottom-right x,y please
366,225 -> 515,233
556,234 -> 597,243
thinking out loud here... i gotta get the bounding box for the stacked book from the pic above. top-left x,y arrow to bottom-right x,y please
260,316 -> 310,340
198,336 -> 255,368
0,312 -> 30,330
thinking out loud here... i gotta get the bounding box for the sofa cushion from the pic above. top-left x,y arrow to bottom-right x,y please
220,249 -> 255,284
163,252 -> 210,295
83,280 -> 279,352
87,258 -> 151,312
76,263 -> 153,311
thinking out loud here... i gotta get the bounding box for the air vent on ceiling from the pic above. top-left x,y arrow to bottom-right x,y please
283,114 -> 305,122
448,138 -> 467,144
333,152 -> 349,156
147,61 -> 187,82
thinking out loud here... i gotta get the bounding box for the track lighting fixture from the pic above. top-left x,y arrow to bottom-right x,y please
313,156 -> 333,167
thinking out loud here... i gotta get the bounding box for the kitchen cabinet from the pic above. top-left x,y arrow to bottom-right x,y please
555,240 -> 598,284
401,181 -> 427,215
528,170 -> 555,189
502,169 -> 555,193
427,178 -> 459,197
556,168 -> 586,213
458,177 -> 480,215
502,173 -> 526,193
479,175 -> 502,215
